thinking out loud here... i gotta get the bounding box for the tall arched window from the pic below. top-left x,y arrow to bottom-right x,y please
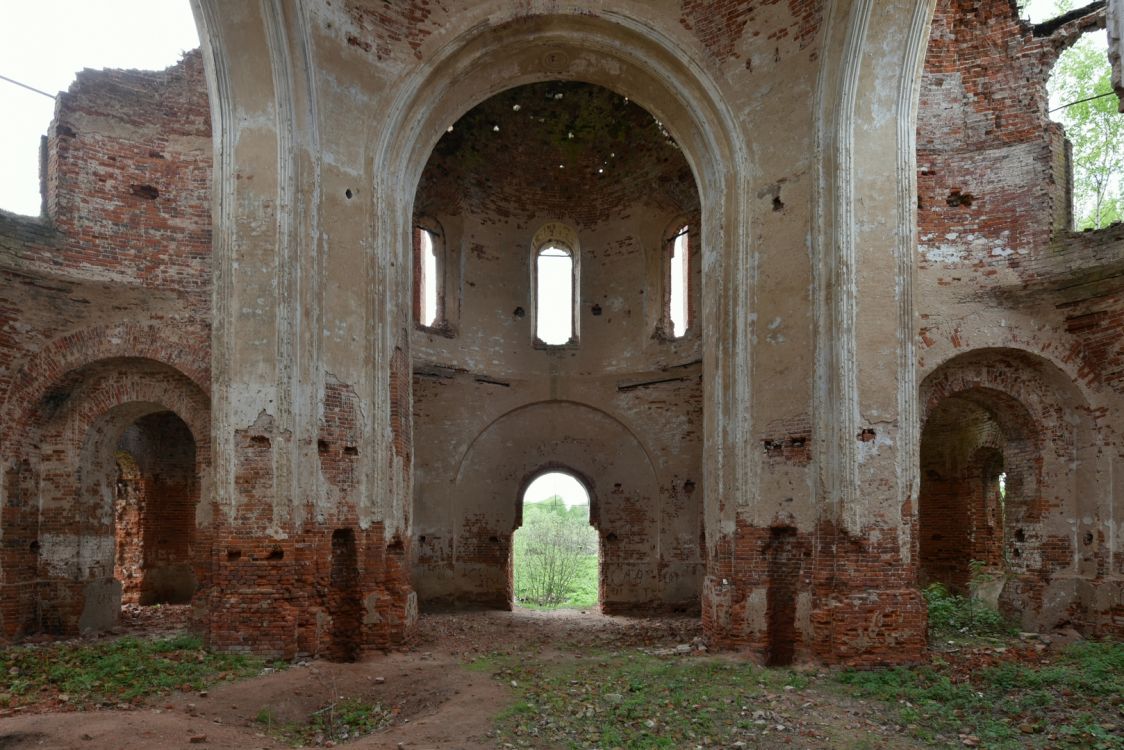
535,242 -> 576,346
531,222 -> 579,346
668,224 -> 690,337
414,224 -> 444,329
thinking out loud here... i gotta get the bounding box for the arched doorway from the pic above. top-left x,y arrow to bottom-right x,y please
917,348 -> 1102,632
113,410 -> 199,606
513,470 -> 598,609
918,387 -> 1037,593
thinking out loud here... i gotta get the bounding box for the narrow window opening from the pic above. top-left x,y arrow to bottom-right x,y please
513,471 -> 598,609
415,227 -> 441,327
669,226 -> 689,337
535,243 -> 574,345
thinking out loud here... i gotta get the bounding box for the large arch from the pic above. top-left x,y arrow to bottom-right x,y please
918,347 -> 1104,631
191,0 -> 941,662
0,357 -> 211,637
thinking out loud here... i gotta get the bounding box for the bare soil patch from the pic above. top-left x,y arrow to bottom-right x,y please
0,608 -> 1116,749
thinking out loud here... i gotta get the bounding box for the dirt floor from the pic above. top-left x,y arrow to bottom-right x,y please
0,607 -> 1101,750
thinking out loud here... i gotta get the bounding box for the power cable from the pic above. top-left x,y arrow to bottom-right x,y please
0,74 -> 56,100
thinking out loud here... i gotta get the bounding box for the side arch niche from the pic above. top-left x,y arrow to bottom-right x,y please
10,357 -> 210,636
918,347 -> 1101,631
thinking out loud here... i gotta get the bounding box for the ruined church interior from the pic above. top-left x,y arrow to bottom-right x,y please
0,0 -> 1123,677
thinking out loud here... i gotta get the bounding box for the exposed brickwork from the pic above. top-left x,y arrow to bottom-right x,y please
917,0 -> 1123,639
114,412 -> 199,605
679,0 -> 823,64
416,82 -> 698,228
45,51 -> 211,289
0,0 -> 1120,663
343,0 -> 439,61
704,520 -> 927,666
319,380 -> 361,492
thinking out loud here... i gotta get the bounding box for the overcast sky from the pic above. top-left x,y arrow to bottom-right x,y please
525,472 -> 590,509
0,1 -> 199,216
0,0 -> 1099,217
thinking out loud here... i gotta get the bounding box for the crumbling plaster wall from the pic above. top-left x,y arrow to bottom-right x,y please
0,53 -> 214,638
192,0 -> 935,664
917,0 -> 1124,636
409,82 -> 705,612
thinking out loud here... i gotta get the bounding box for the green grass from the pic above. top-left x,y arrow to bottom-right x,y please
836,641 -> 1124,749
474,651 -> 810,749
513,497 -> 600,610
0,634 -> 273,710
924,582 -> 1015,641
515,553 -> 598,610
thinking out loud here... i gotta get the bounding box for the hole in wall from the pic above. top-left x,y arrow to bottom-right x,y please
945,189 -> 973,207
129,184 -> 159,200
227,549 -> 241,561
29,541 -> 39,552
344,446 -> 359,456
345,188 -> 354,199
318,439 -> 330,453
267,548 -> 284,561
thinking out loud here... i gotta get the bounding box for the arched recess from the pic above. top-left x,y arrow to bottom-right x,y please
918,387 -> 1040,592
13,357 -> 211,636
412,400 -> 699,614
372,12 -> 752,602
513,467 -> 599,607
918,347 -> 1100,630
0,321 -> 210,458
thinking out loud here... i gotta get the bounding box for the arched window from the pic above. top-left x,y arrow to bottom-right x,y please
535,242 -> 576,346
414,225 -> 444,328
513,470 -> 598,608
667,224 -> 690,338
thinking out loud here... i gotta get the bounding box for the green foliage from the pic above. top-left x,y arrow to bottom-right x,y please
836,642 -> 1124,749
514,496 -> 599,608
478,651 -> 812,749
470,640 -> 1124,750
0,635 -> 268,709
924,582 -> 1013,640
1049,27 -> 1124,230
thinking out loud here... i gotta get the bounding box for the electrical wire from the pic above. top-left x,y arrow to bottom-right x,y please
1049,89 -> 1116,113
0,74 -> 56,100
